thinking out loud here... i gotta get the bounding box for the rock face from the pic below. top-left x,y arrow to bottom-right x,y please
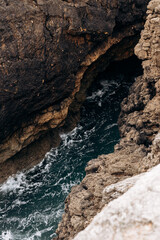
55,1 -> 160,239
74,161 -> 160,240
118,0 -> 160,147
0,0 -> 149,182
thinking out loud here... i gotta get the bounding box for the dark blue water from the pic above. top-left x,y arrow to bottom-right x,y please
0,58 -> 140,240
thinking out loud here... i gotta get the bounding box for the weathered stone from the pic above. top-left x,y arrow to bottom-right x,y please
0,0 -> 149,179
55,1 -> 160,239
74,163 -> 160,240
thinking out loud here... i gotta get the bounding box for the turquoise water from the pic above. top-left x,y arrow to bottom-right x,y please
0,57 -> 141,240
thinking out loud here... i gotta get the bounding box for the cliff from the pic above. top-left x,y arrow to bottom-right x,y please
0,0 -> 149,183
55,0 -> 160,239
74,138 -> 160,240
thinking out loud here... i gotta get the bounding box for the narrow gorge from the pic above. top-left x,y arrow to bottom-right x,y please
0,0 -> 160,239
0,0 -> 149,182
56,1 -> 160,239
0,55 -> 142,239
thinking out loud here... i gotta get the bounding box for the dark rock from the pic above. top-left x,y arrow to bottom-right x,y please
0,0 -> 149,178
55,1 -> 160,238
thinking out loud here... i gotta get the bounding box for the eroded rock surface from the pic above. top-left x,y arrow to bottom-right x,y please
0,0 -> 149,182
74,160 -> 160,240
55,1 -> 160,239
119,0 -> 160,147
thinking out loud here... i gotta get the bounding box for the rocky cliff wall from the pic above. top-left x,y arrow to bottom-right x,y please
0,0 -> 149,182
55,0 -> 160,239
74,137 -> 160,240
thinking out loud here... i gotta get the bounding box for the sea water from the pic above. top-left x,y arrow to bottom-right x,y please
0,58 -> 140,240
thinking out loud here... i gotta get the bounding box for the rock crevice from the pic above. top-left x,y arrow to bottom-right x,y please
0,0 -> 149,182
55,0 -> 160,239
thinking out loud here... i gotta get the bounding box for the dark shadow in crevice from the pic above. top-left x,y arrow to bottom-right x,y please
62,54 -> 143,134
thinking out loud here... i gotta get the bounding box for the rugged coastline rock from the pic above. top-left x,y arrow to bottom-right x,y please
0,0 -> 149,182
74,151 -> 160,240
55,1 -> 160,239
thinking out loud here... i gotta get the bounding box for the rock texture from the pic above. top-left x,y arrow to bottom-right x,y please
55,1 -> 160,239
118,0 -> 160,147
74,161 -> 160,240
0,0 -> 149,182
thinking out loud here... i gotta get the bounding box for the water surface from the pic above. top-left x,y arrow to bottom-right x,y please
0,59 -> 139,240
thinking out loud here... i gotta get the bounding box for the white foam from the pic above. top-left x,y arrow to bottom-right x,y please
105,123 -> 117,130
1,231 -> 13,240
100,79 -> 120,88
0,172 -> 27,193
61,179 -> 80,194
0,77 -> 123,240
87,89 -> 105,101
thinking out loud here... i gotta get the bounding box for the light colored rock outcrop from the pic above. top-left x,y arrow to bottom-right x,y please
102,173 -> 144,204
74,162 -> 160,240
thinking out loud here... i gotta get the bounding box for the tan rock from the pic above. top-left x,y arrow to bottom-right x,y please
55,1 -> 160,239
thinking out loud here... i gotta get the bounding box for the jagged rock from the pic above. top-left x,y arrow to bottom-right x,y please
74,162 -> 160,240
0,0 -> 149,182
55,1 -> 160,239
55,143 -> 148,240
118,0 -> 160,146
